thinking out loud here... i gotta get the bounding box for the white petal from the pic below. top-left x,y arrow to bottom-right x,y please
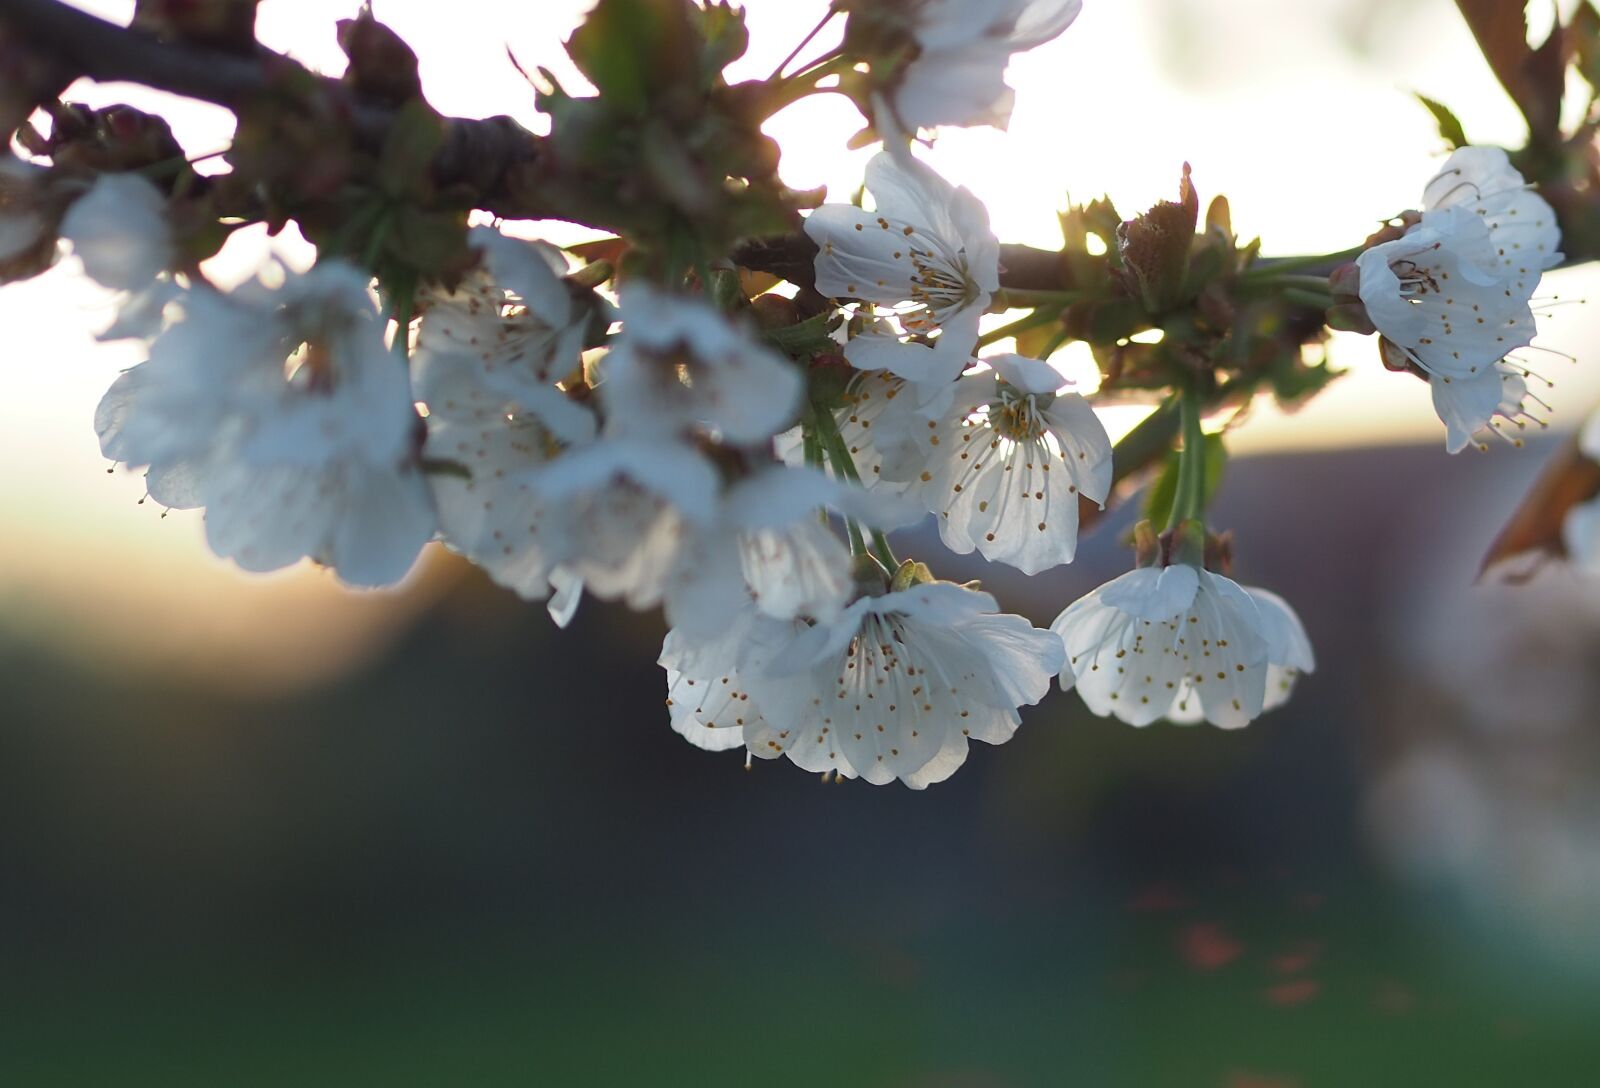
59,173 -> 173,290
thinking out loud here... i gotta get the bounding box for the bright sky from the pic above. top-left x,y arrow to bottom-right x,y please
3,0 -> 1596,686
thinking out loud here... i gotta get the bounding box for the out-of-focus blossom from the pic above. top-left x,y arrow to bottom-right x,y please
96,261 -> 436,587
415,229 -> 596,607
873,0 -> 1083,133
601,285 -> 802,446
59,173 -> 174,291
416,228 -> 593,441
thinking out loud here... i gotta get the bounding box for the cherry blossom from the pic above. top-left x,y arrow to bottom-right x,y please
880,0 -> 1083,133
601,284 -> 803,446
900,353 -> 1111,573
1052,562 -> 1310,728
95,261 -> 436,587
806,151 -> 998,404
661,579 -> 1062,788
1358,147 -> 1562,452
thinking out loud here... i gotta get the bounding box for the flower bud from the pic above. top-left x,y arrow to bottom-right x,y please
1117,163 -> 1200,314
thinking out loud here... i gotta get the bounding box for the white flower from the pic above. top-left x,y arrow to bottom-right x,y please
1563,409 -> 1600,576
1358,205 -> 1535,382
580,461 -> 913,637
806,151 -> 998,403
415,228 -> 591,436
59,173 -> 174,291
413,230 -> 597,605
0,153 -> 58,282
659,609 -> 791,754
530,435 -> 720,614
601,285 -> 803,446
95,261 -> 436,587
900,353 -> 1111,573
1358,146 -> 1562,453
1246,588 -> 1316,712
881,0 -> 1083,133
741,580 -> 1063,788
1430,361 -> 1544,454
1052,563 -> 1311,728
1421,145 -> 1563,292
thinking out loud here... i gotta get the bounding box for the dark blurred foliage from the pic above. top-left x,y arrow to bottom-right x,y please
3,441 -> 1599,1087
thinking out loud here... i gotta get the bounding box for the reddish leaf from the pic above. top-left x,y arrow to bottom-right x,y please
1479,434 -> 1600,580
1454,0 -> 1565,140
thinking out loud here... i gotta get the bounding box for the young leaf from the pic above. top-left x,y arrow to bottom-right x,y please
1480,435 -> 1600,580
1415,93 -> 1469,148
1453,0 -> 1564,140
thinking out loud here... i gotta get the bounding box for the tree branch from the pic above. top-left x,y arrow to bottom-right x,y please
0,0 -> 550,216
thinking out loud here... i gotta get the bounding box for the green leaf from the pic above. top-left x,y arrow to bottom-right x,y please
385,206 -> 472,281
1415,93 -> 1469,149
764,311 -> 839,358
565,0 -> 695,114
378,99 -> 445,200
695,1 -> 749,83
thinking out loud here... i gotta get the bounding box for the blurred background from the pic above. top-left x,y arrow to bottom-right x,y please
4,1 -> 1600,1084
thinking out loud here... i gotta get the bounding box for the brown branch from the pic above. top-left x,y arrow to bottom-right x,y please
0,0 -> 550,217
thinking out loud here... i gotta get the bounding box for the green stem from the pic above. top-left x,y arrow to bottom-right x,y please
976,305 -> 1065,349
762,54 -> 854,114
768,3 -> 839,80
812,404 -> 898,568
993,288 -> 1083,309
1257,273 -> 1336,292
1168,384 -> 1207,532
1281,287 -> 1335,309
1240,246 -> 1364,280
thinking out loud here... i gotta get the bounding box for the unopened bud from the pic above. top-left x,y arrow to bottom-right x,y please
751,292 -> 801,330
889,558 -> 937,592
1327,262 -> 1360,301
1117,163 -> 1200,314
1325,301 -> 1376,336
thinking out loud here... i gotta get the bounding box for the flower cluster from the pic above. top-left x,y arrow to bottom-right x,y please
29,0 -> 1600,796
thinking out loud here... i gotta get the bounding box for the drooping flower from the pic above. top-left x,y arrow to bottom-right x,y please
1430,362 -> 1544,454
659,609 -> 792,754
739,578 -> 1064,788
95,261 -> 436,587
900,353 -> 1111,573
1357,146 -> 1563,452
1358,205 -> 1536,382
600,285 -> 803,446
1052,562 -> 1311,728
416,228 -> 594,439
806,151 -> 998,405
869,0 -> 1084,134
